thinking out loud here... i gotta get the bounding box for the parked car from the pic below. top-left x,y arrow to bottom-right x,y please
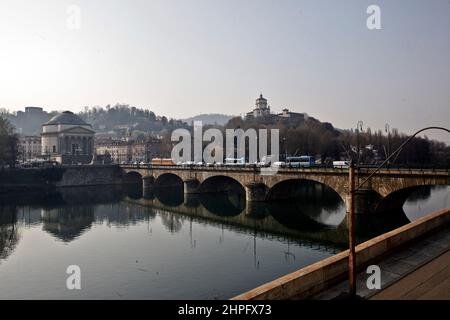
333,161 -> 350,168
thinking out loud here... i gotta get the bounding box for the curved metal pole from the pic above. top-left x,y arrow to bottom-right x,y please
356,126 -> 450,191
347,126 -> 449,297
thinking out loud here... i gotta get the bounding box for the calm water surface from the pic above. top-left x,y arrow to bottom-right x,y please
0,183 -> 448,299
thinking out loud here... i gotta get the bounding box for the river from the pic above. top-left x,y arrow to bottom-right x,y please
0,183 -> 448,299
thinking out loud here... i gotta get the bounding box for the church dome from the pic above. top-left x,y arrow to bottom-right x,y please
44,111 -> 88,126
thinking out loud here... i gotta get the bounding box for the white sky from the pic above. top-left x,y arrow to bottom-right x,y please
0,0 -> 449,143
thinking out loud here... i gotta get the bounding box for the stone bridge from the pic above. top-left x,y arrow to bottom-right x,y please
120,165 -> 450,215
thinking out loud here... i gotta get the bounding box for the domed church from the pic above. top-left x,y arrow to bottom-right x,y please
41,111 -> 95,164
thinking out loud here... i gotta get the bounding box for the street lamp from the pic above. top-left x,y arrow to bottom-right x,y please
385,123 -> 391,163
347,126 -> 450,297
356,121 -> 364,166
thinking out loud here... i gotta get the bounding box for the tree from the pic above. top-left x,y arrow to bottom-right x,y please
0,117 -> 19,168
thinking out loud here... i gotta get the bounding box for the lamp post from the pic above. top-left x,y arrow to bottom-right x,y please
348,161 -> 357,296
385,123 -> 391,163
356,121 -> 364,166
347,126 -> 450,298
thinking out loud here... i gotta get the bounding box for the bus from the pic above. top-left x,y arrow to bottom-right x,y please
286,156 -> 315,168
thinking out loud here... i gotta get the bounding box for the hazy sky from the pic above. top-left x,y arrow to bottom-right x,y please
0,0 -> 449,142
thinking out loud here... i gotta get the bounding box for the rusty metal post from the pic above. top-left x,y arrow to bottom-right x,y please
348,162 -> 357,296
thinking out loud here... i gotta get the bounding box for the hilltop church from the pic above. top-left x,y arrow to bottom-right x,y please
245,94 -> 305,121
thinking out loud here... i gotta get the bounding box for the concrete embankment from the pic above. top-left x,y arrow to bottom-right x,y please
0,165 -> 125,197
232,206 -> 450,300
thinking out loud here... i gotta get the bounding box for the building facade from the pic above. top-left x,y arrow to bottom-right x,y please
41,111 -> 95,164
19,135 -> 42,161
245,94 -> 307,122
276,108 -> 305,120
95,138 -> 162,164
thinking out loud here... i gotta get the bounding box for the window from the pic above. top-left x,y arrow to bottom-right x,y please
52,145 -> 56,153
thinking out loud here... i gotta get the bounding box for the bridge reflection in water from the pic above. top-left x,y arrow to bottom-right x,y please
127,181 -> 413,248
1,183 -> 447,299
1,181 -> 416,255
0,181 -> 418,255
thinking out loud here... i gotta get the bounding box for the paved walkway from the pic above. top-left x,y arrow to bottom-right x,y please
312,224 -> 450,300
370,249 -> 450,300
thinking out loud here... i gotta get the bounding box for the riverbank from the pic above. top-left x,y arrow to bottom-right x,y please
0,165 -> 125,197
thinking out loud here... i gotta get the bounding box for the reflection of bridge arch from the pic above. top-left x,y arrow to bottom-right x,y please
154,186 -> 184,207
199,193 -> 245,217
265,179 -> 346,228
123,195 -> 349,251
270,208 -> 327,232
375,185 -> 436,214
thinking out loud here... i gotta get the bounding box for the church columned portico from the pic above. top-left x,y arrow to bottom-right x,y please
58,134 -> 93,156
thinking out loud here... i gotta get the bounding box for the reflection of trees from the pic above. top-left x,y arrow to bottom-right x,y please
96,203 -> 156,227
160,212 -> 183,233
1,185 -> 126,208
0,206 -> 20,261
59,185 -> 126,204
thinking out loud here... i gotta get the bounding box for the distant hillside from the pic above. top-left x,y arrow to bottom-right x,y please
182,114 -> 235,126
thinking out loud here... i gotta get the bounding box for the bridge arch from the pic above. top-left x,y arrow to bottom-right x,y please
198,175 -> 246,195
375,184 -> 450,215
154,173 -> 184,188
123,171 -> 142,184
267,178 -> 345,206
